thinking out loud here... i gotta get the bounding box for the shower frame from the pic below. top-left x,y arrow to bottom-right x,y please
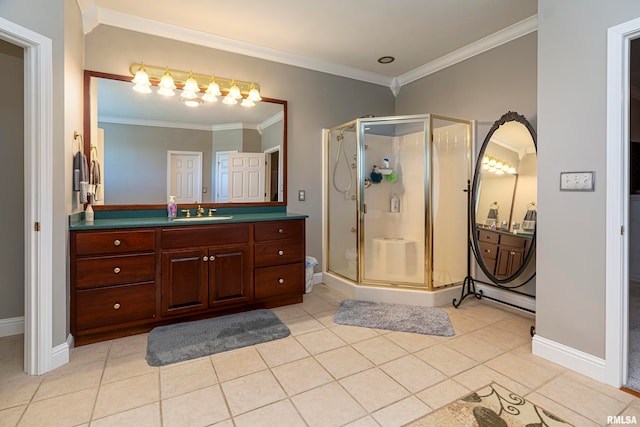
324,114 -> 473,292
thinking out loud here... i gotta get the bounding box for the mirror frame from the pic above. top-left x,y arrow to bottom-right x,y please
470,111 -> 537,285
83,69 -> 288,209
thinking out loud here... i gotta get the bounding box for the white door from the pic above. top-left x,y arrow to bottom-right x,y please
215,151 -> 237,202
168,151 -> 202,204
228,152 -> 265,203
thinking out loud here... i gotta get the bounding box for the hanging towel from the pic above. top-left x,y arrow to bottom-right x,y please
487,208 -> 498,220
89,159 -> 102,201
73,151 -> 89,203
522,209 -> 537,231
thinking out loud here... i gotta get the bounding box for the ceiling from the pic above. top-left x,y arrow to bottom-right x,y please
77,0 -> 538,91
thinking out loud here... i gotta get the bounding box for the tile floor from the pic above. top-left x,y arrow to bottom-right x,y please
0,284 -> 638,426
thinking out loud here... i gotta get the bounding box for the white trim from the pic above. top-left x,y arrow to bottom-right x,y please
395,15 -> 538,88
0,317 -> 24,337
99,115 -> 214,131
167,150 -> 203,204
605,17 -> 640,389
51,334 -> 73,371
533,335 -> 607,383
0,17 -> 54,376
259,111 -> 284,132
81,6 -> 536,92
211,122 -> 247,132
475,284 -> 536,313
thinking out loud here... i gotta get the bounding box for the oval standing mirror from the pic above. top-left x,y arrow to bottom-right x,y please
471,111 -> 537,285
83,70 -> 287,208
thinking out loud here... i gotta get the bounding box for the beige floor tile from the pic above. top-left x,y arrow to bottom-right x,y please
295,328 -> 346,354
101,351 -> 158,384
491,312 -> 537,336
162,385 -> 230,427
536,375 -> 629,424
221,370 -> 286,415
0,335 -> 23,363
484,352 -> 559,388
0,405 -> 25,427
284,314 -> 326,336
470,325 -> 531,351
352,336 -> 408,365
93,372 -> 160,419
371,396 -> 432,427
563,370 -> 636,405
414,344 -> 477,377
525,392 -> 599,427
271,356 -> 333,396
415,379 -> 471,410
292,382 -> 366,427
256,336 -> 309,367
342,416 -> 381,427
18,387 -> 97,427
451,301 -> 514,323
380,355 -> 447,393
452,365 -> 530,397
160,357 -> 217,399
0,374 -> 43,410
90,402 -> 161,427
233,399 -> 306,427
315,346 -> 374,379
330,324 -> 380,344
107,333 -> 149,359
446,312 -> 493,334
446,333 -> 505,363
33,359 -> 103,401
510,342 -> 568,375
340,368 -> 410,412
69,340 -> 111,366
384,331 -> 439,353
610,401 -> 640,426
272,304 -> 308,321
311,310 -> 339,328
211,346 -> 267,382
211,420 -> 235,427
301,293 -> 337,314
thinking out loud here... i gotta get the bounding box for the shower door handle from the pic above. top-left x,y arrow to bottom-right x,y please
351,227 -> 356,233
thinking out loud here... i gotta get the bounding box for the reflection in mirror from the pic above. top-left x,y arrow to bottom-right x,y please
471,111 -> 537,285
83,71 -> 287,207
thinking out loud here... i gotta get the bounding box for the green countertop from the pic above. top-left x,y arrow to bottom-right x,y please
477,226 -> 534,239
69,208 -> 307,231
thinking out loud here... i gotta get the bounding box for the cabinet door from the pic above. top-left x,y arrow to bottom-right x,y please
495,247 -> 525,279
161,248 -> 209,316
209,245 -> 252,308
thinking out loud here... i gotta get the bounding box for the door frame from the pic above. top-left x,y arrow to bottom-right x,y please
606,16 -> 640,387
0,17 -> 54,375
264,145 -> 282,202
167,150 -> 203,204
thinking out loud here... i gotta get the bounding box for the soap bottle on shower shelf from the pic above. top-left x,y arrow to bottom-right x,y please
383,158 -> 390,169
167,195 -> 177,218
390,193 -> 400,213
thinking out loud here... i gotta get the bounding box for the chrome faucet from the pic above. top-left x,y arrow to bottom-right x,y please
196,205 -> 205,217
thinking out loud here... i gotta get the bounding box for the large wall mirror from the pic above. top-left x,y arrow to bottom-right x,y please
471,111 -> 537,285
83,70 -> 287,208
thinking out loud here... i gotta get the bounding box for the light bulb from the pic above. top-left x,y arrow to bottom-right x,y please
508,167 -> 516,174
482,156 -> 489,164
241,98 -> 255,107
228,82 -> 242,99
248,86 -> 262,102
158,71 -> 176,96
495,170 -> 504,175
482,164 -> 490,170
488,158 -> 496,166
181,73 -> 200,99
495,161 -> 504,169
223,95 -> 237,105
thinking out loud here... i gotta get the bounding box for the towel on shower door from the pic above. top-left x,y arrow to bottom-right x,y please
73,151 -> 89,203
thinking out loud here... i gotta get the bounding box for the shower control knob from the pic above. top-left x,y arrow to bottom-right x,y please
113,267 -> 121,274
113,239 -> 121,246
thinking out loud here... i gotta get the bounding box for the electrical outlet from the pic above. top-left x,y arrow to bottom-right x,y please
560,171 -> 595,191
298,190 -> 306,201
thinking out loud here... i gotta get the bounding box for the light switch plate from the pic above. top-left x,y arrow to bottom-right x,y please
560,171 -> 595,191
298,190 -> 306,201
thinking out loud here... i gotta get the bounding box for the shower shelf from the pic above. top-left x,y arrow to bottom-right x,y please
378,168 -> 393,175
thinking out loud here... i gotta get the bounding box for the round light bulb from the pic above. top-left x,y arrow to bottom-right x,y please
241,98 -> 255,107
248,87 -> 262,102
488,158 -> 496,166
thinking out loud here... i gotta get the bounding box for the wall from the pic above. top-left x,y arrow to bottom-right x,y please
537,0 -> 640,358
0,40 -> 24,322
84,25 -> 395,267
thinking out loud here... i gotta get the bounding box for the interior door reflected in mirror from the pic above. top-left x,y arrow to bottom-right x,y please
83,70 -> 287,207
471,111 -> 537,284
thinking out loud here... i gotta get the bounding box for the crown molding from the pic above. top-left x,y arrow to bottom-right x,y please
99,115 -> 214,131
260,111 -> 284,130
395,14 -> 537,89
85,6 -> 393,87
211,122 -> 258,132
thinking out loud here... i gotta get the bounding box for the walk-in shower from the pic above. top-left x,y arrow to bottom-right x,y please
323,115 -> 472,304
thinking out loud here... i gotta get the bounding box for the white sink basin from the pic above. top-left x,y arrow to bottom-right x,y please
173,216 -> 233,222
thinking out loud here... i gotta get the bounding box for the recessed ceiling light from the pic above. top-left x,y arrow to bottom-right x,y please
377,56 -> 395,64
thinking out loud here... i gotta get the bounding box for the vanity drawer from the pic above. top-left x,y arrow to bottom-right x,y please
75,282 -> 155,330
499,234 -> 527,248
75,229 -> 155,256
75,253 -> 155,289
255,263 -> 305,299
254,220 -> 304,242
478,241 -> 498,260
254,239 -> 304,267
477,229 -> 499,244
161,224 -> 249,249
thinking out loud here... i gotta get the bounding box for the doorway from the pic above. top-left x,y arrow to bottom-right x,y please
167,150 -> 203,204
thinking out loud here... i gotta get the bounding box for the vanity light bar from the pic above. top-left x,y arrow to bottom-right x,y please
482,156 -> 516,174
129,63 -> 262,107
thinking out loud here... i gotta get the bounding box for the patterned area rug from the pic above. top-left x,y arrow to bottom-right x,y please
407,383 -> 573,426
333,300 -> 455,336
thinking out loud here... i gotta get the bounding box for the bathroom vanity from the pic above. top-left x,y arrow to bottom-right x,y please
476,228 -> 532,280
69,213 -> 306,345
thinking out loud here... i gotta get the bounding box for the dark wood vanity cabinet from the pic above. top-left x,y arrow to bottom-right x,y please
477,229 -> 530,279
70,219 -> 304,345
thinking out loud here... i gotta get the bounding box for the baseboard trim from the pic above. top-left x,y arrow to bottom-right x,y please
532,334 -> 606,383
0,316 -> 24,337
51,334 -> 73,371
312,272 -> 323,285
475,284 -> 536,313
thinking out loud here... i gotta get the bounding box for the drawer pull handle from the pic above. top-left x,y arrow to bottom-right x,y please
278,250 -> 284,256
113,267 -> 121,274
511,251 -> 516,255
203,256 -> 209,262
278,228 -> 284,234
113,303 -> 121,310
114,239 -> 121,247
278,278 -> 284,284
485,249 -> 491,253
210,256 -> 215,262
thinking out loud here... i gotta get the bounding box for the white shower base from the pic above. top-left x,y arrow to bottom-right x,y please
323,271 -> 462,307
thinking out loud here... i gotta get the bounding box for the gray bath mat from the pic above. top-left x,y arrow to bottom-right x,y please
146,309 -> 290,367
333,300 -> 455,336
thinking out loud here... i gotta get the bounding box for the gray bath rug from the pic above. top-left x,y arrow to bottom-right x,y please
146,309 -> 290,367
333,300 -> 455,336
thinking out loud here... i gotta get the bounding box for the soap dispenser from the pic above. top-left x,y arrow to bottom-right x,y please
167,195 -> 177,218
390,193 -> 400,213
84,203 -> 94,223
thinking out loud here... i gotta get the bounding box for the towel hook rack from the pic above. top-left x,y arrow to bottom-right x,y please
73,131 -> 83,153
